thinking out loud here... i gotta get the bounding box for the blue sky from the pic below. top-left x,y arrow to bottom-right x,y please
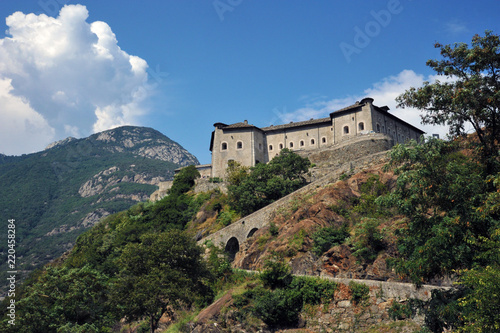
0,0 -> 499,164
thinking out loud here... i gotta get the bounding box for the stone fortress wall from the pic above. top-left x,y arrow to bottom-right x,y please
209,97 -> 424,179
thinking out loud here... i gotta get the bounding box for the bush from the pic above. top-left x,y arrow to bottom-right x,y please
289,276 -> 338,305
312,224 -> 350,256
388,299 -> 422,320
269,222 -> 279,236
253,288 -> 303,327
260,258 -> 293,289
350,218 -> 386,262
349,281 -> 370,305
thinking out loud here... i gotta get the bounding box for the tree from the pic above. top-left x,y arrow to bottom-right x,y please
168,164 -> 200,196
111,230 -> 213,333
4,266 -> 115,333
396,30 -> 500,173
379,138 -> 492,285
228,149 -> 311,215
457,265 -> 500,332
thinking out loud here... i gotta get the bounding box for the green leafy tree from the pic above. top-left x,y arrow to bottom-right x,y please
349,218 -> 386,263
396,30 -> 500,173
225,160 -> 249,187
229,149 -> 311,215
1,266 -> 115,333
111,230 -> 213,333
457,266 -> 500,332
168,165 -> 200,196
379,138 -> 491,285
260,255 -> 293,289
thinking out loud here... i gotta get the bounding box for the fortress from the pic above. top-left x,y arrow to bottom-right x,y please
205,97 -> 424,179
150,97 -> 424,201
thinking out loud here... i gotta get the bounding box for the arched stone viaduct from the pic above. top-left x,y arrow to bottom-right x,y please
198,135 -> 393,259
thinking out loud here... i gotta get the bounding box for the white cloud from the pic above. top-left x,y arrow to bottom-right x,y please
0,4 -> 151,155
282,70 -> 451,139
445,21 -> 469,35
0,78 -> 55,155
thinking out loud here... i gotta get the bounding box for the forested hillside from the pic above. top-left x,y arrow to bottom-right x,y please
0,126 -> 198,295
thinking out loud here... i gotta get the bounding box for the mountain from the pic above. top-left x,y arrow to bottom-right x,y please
0,126 -> 198,295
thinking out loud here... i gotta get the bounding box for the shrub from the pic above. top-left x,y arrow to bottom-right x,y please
269,222 -> 279,236
349,281 -> 370,305
312,224 -> 350,256
260,257 -> 293,289
253,288 -> 303,327
350,218 -> 386,262
289,276 -> 338,305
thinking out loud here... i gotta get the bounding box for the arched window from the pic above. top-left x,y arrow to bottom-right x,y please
236,141 -> 243,149
300,140 -> 305,147
289,142 -> 294,148
311,138 -> 315,145
376,124 -> 381,133
221,142 -> 228,150
269,144 -> 273,151
343,126 -> 349,134
321,137 -> 327,144
279,143 -> 284,149
358,122 -> 365,131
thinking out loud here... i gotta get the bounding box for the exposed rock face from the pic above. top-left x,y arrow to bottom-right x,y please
232,166 -> 401,282
44,137 -> 77,150
92,126 -> 199,166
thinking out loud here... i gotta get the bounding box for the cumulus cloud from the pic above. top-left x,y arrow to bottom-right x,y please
0,78 -> 55,155
0,4 -> 151,155
281,70 -> 451,139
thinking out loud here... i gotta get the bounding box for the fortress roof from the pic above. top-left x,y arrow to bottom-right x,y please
262,117 -> 331,132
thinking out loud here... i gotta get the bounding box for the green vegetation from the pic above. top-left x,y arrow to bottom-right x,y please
232,257 -> 338,328
382,31 -> 500,332
396,30 -> 500,174
349,218 -> 387,263
0,126 -> 195,294
111,230 -> 212,333
228,149 -> 311,216
312,224 -> 350,256
0,165 -> 213,333
349,281 -> 370,306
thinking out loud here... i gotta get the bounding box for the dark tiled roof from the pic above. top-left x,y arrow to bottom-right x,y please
330,101 -> 363,115
223,122 -> 259,129
262,117 -> 332,132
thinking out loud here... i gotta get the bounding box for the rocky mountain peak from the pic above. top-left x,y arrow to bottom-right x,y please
90,126 -> 199,166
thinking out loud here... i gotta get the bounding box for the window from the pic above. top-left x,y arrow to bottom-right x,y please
358,122 -> 365,131
269,144 -> 273,151
289,142 -> 294,148
236,141 -> 243,149
221,142 -> 228,150
258,143 -> 262,150
300,140 -> 305,147
321,137 -> 327,144
279,143 -> 284,149
376,124 -> 381,133
343,126 -> 349,134
311,138 -> 315,145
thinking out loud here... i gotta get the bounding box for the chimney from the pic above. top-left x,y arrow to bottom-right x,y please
244,120 -> 248,125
